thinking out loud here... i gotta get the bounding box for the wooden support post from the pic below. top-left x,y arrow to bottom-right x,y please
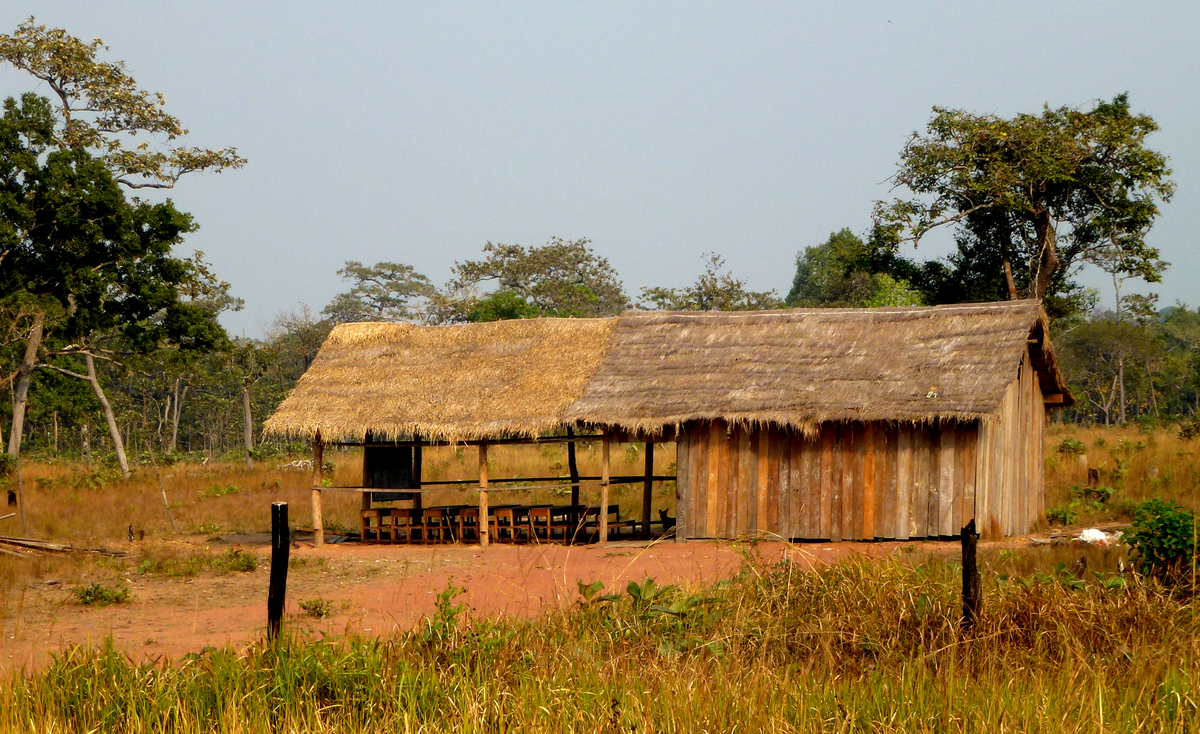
961,518 -> 981,628
267,502 -> 290,640
600,431 -> 611,543
641,441 -> 654,540
567,426 -> 580,508
478,442 -> 489,547
311,437 -> 325,548
413,443 -> 423,513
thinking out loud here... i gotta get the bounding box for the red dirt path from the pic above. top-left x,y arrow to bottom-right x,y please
0,538 -> 956,672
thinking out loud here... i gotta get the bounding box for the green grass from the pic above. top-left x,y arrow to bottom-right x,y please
6,551 -> 1199,732
135,548 -> 258,577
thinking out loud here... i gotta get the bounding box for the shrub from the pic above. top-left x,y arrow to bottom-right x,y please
1127,498 -> 1196,583
1056,437 -> 1086,456
0,454 -> 14,479
73,583 -> 130,607
214,548 -> 258,573
299,598 -> 332,619
1180,414 -> 1200,440
1046,503 -> 1078,526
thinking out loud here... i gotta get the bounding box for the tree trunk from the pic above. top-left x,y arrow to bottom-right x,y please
1032,209 -> 1061,301
1118,356 -> 1127,425
169,380 -> 186,453
85,354 -> 130,478
7,312 -> 45,457
52,411 -> 58,454
242,382 -> 254,469
82,423 -> 91,462
1001,245 -> 1019,300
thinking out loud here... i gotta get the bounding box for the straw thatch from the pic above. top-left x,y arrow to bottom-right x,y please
264,300 -> 1071,443
562,300 -> 1071,436
263,319 -> 616,443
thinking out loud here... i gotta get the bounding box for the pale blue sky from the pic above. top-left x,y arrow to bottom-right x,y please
2,2 -> 1197,335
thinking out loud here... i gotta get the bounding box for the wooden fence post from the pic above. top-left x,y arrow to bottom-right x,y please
268,502 -> 290,640
962,518 -> 981,628
312,436 -> 325,548
478,442 -> 489,547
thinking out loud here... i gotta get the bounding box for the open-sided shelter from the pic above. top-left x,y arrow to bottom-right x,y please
264,300 -> 1070,544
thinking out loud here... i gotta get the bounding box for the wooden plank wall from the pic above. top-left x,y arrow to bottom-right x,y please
675,418 -> 979,540
972,348 -> 1046,539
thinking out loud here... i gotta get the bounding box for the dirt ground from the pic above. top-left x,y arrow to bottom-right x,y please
0,536 -> 960,673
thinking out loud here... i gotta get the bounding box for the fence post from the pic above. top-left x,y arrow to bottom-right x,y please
268,502 -> 290,640
961,518 -> 981,628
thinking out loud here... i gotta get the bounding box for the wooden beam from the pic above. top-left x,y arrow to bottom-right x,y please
478,442 -> 489,547
1043,393 -> 1065,405
567,426 -> 581,508
311,436 -> 325,548
600,431 -> 611,543
641,441 -> 654,541
326,434 -> 605,449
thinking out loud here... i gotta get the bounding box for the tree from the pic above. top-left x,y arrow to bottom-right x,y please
640,253 -> 782,311
448,237 -> 628,320
1,95 -> 227,474
1,19 -> 241,464
322,261 -> 437,324
0,19 -> 244,189
872,95 -> 1174,306
787,228 -> 924,308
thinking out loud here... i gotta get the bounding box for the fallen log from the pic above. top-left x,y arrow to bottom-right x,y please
0,536 -> 125,557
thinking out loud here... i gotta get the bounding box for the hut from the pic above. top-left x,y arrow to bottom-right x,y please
264,300 -> 1071,544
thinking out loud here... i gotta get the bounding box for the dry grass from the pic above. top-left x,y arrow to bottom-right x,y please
1,550 -> 1196,731
1044,423 -> 1200,526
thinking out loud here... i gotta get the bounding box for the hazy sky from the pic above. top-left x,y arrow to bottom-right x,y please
3,2 -> 1197,335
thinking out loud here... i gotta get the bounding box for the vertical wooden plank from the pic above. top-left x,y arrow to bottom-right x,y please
807,433 -> 821,538
731,425 -> 747,537
896,425 -> 911,541
720,422 -> 736,539
862,422 -> 876,540
776,429 -> 792,539
793,434 -> 809,538
479,442 -> 490,547
763,429 -> 782,539
939,423 -> 956,537
914,427 -> 932,538
675,428 -> 690,541
961,422 -> 977,527
821,426 -> 836,540
706,421 -> 722,538
760,429 -> 774,537
600,433 -> 610,542
840,424 -> 857,540
875,424 -> 893,539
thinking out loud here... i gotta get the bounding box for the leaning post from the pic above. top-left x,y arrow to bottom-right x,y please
600,431 -> 610,543
961,518 -> 981,628
267,502 -> 290,641
478,441 -> 489,547
311,434 -> 325,548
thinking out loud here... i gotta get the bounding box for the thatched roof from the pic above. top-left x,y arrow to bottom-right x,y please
263,319 -> 616,443
564,300 -> 1071,435
264,300 -> 1071,442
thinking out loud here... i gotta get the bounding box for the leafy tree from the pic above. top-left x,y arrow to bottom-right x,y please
0,19 -> 244,189
872,95 -> 1174,306
448,237 -> 628,320
322,261 -> 436,324
640,253 -> 782,311
1,95 -> 227,473
787,228 -> 924,308
1,19 -> 242,465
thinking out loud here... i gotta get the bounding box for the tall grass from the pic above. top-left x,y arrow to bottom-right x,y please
2,551 -> 1196,731
1046,424 -> 1200,526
